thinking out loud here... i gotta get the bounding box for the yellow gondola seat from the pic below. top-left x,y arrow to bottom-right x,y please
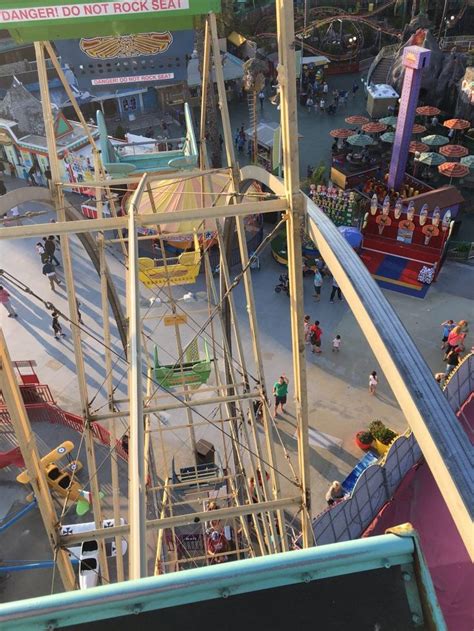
138,233 -> 201,288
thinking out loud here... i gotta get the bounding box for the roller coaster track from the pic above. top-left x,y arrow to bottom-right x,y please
255,0 -> 469,62
255,2 -> 401,62
0,187 -> 127,353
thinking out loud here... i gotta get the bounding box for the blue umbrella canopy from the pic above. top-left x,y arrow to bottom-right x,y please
460,155 -> 474,169
338,226 -> 363,249
379,116 -> 398,127
346,134 -> 374,147
380,132 -> 395,143
418,152 -> 446,166
421,134 -> 449,147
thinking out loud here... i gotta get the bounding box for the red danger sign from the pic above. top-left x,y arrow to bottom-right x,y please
91,73 -> 174,84
0,1 -> 189,23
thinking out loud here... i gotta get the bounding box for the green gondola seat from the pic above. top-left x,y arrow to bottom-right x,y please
154,339 -> 212,389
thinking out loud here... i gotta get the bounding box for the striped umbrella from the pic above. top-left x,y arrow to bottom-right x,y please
439,144 -> 469,158
421,134 -> 449,147
409,141 -> 428,154
346,134 -> 374,147
362,121 -> 387,134
412,124 -> 426,134
438,161 -> 469,182
443,118 -> 470,130
418,152 -> 446,166
380,132 -> 395,144
379,116 -> 398,127
345,115 -> 369,125
416,105 -> 441,116
329,128 -> 356,138
460,155 -> 474,169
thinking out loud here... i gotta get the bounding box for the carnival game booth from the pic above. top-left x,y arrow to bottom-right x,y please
360,185 -> 463,298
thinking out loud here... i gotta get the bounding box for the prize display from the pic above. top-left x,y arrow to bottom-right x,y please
309,182 -> 357,227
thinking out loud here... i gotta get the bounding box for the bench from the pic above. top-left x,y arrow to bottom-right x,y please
175,463 -> 220,489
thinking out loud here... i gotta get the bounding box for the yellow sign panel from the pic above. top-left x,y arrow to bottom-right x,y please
0,129 -> 12,145
164,314 -> 187,326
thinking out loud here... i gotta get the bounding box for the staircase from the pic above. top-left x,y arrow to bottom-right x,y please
370,55 -> 394,85
247,91 -> 258,160
366,43 -> 399,88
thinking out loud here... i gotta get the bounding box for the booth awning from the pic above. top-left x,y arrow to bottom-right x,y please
187,52 -> 244,87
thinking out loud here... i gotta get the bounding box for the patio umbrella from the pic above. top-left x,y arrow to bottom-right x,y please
379,116 -> 398,127
362,121 -> 387,134
345,115 -> 369,125
412,124 -> 426,134
460,155 -> 474,169
443,118 -> 470,131
421,134 -> 449,147
380,132 -> 395,143
439,144 -> 469,158
416,105 -> 441,116
438,161 -> 469,183
346,134 -> 375,147
409,141 -> 428,154
418,152 -> 446,166
329,128 -> 356,138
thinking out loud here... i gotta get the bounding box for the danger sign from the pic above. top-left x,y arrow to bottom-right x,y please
91,72 -> 174,84
0,1 -> 189,23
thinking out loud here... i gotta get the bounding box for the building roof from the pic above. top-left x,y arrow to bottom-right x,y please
405,185 -> 464,212
0,81 -> 45,136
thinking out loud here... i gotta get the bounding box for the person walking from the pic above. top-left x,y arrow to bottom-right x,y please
43,235 -> 60,266
273,374 -> 289,417
258,90 -> 265,112
325,481 -> 344,506
369,371 -> 378,395
440,319 -> 455,350
330,278 -> 342,302
0,178 -> 6,196
42,261 -> 62,291
51,310 -> 66,340
310,320 -> 323,353
319,98 -> 326,113
313,268 -> 323,301
304,314 -> 311,344
445,325 -> 466,356
323,81 -> 329,95
445,347 -> 462,376
332,334 -> 341,352
76,300 -> 83,324
352,80 -> 359,98
306,95 -> 314,113
0,286 -> 18,318
35,241 -> 47,262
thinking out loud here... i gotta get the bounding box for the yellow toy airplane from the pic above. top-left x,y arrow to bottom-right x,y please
17,441 -> 83,502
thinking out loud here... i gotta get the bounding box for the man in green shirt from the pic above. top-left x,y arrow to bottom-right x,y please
273,374 -> 289,418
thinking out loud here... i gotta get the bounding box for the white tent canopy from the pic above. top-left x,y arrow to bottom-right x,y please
187,52 -> 244,88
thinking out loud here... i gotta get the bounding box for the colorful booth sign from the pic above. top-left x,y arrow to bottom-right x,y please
55,30 -> 193,91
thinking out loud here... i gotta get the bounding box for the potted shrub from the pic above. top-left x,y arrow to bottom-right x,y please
355,430 -> 373,450
369,420 -> 398,455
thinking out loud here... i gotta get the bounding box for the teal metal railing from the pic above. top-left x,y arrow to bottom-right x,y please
0,530 -> 445,630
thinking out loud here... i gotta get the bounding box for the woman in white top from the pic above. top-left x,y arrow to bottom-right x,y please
369,370 -> 378,395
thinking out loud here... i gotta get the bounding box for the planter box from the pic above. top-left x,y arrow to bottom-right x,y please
355,434 -> 373,451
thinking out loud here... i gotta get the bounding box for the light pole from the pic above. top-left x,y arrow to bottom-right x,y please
443,15 -> 456,41
348,36 -> 357,65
